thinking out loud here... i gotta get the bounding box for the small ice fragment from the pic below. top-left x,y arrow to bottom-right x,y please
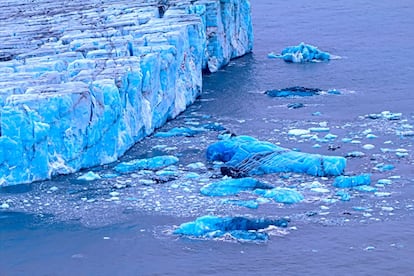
353,185 -> 377,193
186,172 -> 200,179
49,186 -> 59,192
309,127 -> 330,133
362,144 -> 375,150
1,203 -> 10,209
311,187 -> 330,193
381,206 -> 394,212
346,151 -> 365,158
186,162 -> 206,170
77,171 -> 101,181
288,129 -> 310,136
377,179 -> 392,185
375,192 -> 391,197
366,134 -> 377,139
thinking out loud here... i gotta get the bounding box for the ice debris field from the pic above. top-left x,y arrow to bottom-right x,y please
1,0 -> 414,243
0,0 -> 253,186
2,100 -> 414,242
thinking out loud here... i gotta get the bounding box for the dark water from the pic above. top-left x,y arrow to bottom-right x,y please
2,1 -> 414,275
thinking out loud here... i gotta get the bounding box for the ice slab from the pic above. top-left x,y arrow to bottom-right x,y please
174,215 -> 289,241
206,135 -> 346,177
333,174 -> 371,188
200,177 -> 272,196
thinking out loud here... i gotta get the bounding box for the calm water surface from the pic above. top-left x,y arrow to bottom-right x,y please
1,0 -> 414,275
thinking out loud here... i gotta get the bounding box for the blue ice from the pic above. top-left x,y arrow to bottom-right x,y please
273,42 -> 332,63
174,215 -> 289,241
206,135 -> 346,177
333,174 -> 371,188
200,177 -> 272,196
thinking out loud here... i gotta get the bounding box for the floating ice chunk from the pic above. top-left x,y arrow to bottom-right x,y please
366,111 -> 402,120
154,127 -> 204,138
272,43 -> 332,63
366,134 -> 378,139
255,187 -> 304,204
267,52 -> 278,59
311,187 -> 330,193
374,164 -> 395,172
333,174 -> 371,188
375,192 -> 391,197
1,202 -> 10,209
200,177 -> 272,197
377,179 -> 392,185
324,133 -> 338,140
336,190 -> 351,201
114,155 -> 179,173
222,199 -> 259,209
174,215 -> 289,241
381,206 -> 394,212
353,185 -> 377,193
309,127 -> 330,133
266,86 -> 321,97
77,171 -> 101,181
362,144 -> 375,150
207,135 -> 346,177
288,129 -> 311,136
186,162 -> 206,170
186,172 -> 200,179
346,151 -> 366,158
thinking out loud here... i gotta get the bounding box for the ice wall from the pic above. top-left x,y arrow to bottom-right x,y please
0,0 -> 253,186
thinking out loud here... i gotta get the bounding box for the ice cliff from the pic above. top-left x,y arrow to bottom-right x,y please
0,0 -> 253,186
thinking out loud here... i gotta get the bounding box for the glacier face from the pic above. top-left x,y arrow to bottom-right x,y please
0,0 -> 253,186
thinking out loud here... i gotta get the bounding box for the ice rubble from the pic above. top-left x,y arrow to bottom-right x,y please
269,42 -> 332,63
0,0 -> 253,186
206,135 -> 346,177
174,215 -> 289,241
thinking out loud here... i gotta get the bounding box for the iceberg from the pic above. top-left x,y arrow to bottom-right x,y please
0,0 -> 254,186
174,215 -> 289,241
200,177 -> 272,196
272,42 -> 332,63
333,174 -> 371,188
206,135 -> 346,177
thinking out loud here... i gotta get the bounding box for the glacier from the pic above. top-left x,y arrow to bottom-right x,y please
0,0 -> 253,186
